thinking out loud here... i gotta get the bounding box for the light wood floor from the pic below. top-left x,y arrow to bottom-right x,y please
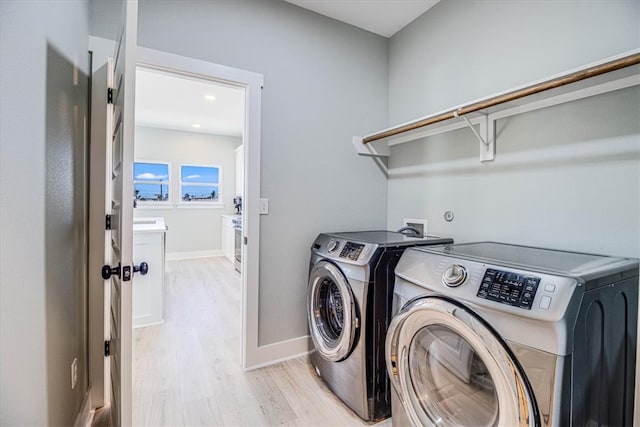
132,257 -> 391,427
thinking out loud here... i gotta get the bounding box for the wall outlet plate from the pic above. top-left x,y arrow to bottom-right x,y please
403,218 -> 428,236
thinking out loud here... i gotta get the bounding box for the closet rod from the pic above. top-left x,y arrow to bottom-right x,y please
363,52 -> 640,144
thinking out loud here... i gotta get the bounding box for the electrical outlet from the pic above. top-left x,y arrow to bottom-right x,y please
71,358 -> 78,389
259,198 -> 269,215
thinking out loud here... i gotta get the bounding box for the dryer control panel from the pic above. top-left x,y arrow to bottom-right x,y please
311,235 -> 376,266
477,269 -> 540,310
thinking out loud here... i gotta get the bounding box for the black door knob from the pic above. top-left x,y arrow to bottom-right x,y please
133,262 -> 149,276
101,263 -> 121,280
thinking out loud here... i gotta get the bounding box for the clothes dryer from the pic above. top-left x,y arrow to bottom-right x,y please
386,242 -> 638,427
308,231 -> 453,421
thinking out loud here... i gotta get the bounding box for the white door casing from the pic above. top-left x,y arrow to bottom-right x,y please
135,47 -> 264,369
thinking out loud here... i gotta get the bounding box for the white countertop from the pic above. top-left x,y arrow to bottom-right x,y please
133,217 -> 167,233
221,214 -> 242,220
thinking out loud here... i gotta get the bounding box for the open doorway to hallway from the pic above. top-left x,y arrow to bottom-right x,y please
131,66 -> 246,420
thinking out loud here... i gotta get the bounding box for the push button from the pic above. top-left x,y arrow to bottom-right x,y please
540,295 -> 552,310
544,283 -> 556,292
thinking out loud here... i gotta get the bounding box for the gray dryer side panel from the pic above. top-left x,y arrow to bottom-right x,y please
570,276 -> 638,426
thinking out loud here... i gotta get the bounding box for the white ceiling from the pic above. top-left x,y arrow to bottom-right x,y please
135,67 -> 245,137
284,0 -> 439,38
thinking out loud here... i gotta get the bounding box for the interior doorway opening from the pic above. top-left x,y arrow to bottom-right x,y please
88,44 -> 264,422
131,62 -> 248,370
132,46 -> 264,372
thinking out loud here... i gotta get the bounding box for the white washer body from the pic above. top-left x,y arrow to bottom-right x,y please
387,242 -> 638,427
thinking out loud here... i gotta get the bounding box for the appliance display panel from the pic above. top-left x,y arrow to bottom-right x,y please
340,242 -> 365,261
477,268 -> 540,310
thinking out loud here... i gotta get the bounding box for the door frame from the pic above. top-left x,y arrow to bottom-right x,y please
88,44 -> 264,411
135,47 -> 263,369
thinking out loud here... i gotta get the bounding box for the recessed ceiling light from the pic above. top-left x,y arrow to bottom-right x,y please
192,124 -> 201,128
204,94 -> 216,101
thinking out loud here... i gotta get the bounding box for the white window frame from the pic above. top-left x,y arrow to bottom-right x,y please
178,163 -> 223,208
133,160 -> 172,207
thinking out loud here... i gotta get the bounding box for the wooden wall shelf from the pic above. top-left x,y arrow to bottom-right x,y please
354,49 -> 640,163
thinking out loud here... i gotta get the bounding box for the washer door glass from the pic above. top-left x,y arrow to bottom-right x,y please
386,297 -> 538,427
308,261 -> 357,362
408,325 -> 499,426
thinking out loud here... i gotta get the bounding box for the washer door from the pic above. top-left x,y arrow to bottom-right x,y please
386,297 -> 539,427
308,261 -> 358,362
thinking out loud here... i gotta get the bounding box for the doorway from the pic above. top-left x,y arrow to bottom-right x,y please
134,46 -> 263,369
87,44 -> 264,421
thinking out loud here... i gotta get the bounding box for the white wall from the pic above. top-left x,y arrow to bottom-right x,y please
386,0 -> 640,418
134,126 -> 241,257
0,1 -> 90,425
386,0 -> 640,258
90,0 -> 390,346
389,0 -> 640,125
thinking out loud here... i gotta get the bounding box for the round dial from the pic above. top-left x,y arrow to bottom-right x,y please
327,239 -> 339,253
442,264 -> 468,287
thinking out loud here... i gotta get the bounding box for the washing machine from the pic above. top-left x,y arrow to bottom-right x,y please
307,231 -> 453,421
386,242 -> 639,427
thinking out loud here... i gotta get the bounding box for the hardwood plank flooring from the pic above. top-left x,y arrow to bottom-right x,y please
132,257 -> 391,427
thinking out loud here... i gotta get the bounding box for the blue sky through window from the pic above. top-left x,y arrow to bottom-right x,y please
134,162 -> 169,201
134,162 -> 169,182
181,165 -> 219,183
181,165 -> 220,201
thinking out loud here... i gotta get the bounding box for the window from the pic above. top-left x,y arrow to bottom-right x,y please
133,162 -> 170,202
180,164 -> 221,203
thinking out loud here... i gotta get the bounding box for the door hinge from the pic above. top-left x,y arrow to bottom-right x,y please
104,340 -> 110,357
105,214 -> 112,230
107,88 -> 114,104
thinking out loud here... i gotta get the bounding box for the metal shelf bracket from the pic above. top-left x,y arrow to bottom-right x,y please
353,136 -> 389,158
454,111 -> 495,162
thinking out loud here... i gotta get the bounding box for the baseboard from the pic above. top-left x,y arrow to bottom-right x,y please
133,318 -> 164,329
245,335 -> 313,371
74,388 -> 92,427
166,249 -> 224,261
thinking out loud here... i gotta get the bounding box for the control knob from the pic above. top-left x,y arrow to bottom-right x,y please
443,264 -> 468,287
327,239 -> 339,253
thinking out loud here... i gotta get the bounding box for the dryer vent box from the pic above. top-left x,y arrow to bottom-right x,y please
403,219 -> 428,236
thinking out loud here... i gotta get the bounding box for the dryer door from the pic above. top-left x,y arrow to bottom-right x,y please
386,296 -> 539,427
308,261 -> 358,362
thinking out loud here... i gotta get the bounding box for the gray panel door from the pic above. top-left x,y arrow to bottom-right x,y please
107,1 -> 137,425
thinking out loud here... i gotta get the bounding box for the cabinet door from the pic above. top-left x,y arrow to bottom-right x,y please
235,145 -> 244,196
133,232 -> 164,328
221,217 -> 234,262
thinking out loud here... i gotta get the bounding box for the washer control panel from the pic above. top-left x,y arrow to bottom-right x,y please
312,235 -> 376,266
340,242 -> 365,261
395,249 -> 581,324
477,269 -> 541,310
